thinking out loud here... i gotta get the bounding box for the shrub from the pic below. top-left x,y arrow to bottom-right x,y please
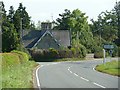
94,51 -> 103,58
118,47 -> 120,57
94,46 -> 103,58
72,44 -> 87,58
49,48 -> 59,58
71,48 -> 76,56
111,45 -> 118,57
29,46 -> 87,62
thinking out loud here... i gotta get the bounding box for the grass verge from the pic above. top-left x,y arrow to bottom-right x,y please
95,60 -> 120,76
53,58 -> 85,62
1,51 -> 38,88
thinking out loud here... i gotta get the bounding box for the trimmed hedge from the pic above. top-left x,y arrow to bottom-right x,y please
29,47 -> 86,62
2,50 -> 30,69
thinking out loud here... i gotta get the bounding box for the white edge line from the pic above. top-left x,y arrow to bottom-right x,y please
93,67 -> 96,72
93,82 -> 106,88
36,65 -> 43,88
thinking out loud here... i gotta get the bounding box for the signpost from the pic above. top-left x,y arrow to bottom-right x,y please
103,44 -> 114,64
103,45 -> 114,49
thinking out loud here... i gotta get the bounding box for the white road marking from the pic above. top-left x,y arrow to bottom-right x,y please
70,70 -> 72,73
68,66 -> 107,88
80,77 -> 89,82
40,65 -> 44,68
36,62 -> 60,88
93,82 -> 106,88
36,65 -> 42,88
74,73 -> 79,77
93,67 -> 96,72
52,63 -> 58,65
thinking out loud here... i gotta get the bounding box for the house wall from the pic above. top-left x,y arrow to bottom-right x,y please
36,33 -> 60,49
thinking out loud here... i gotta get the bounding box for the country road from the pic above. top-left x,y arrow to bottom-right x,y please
36,58 -> 119,89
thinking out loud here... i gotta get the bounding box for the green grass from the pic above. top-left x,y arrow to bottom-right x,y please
95,60 -> 120,76
53,58 -> 85,62
1,51 -> 38,88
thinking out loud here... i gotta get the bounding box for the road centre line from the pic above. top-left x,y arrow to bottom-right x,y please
74,73 -> 79,77
93,82 -> 106,88
68,66 -> 106,88
80,77 -> 89,82
69,71 -> 72,73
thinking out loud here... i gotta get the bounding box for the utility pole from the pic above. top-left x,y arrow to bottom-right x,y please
20,18 -> 23,46
115,0 -> 120,45
0,2 -> 3,90
0,1 -> 3,53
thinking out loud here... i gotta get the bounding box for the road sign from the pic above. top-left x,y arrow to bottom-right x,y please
103,45 -> 114,49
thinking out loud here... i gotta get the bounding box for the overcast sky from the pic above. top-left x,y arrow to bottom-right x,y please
2,0 -> 119,24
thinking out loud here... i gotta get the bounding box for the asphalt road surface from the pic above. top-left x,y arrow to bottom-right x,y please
36,58 -> 119,88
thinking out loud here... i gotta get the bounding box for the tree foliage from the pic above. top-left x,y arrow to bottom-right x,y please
1,2 -> 31,52
90,1 -> 120,47
1,3 -> 19,52
13,3 -> 31,32
55,9 -> 95,53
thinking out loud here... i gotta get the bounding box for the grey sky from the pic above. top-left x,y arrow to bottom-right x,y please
2,0 -> 118,24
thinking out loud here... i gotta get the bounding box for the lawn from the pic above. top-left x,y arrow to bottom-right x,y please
95,60 -> 120,76
1,51 -> 38,88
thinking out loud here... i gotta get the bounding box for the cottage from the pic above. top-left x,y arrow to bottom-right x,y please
22,22 -> 71,49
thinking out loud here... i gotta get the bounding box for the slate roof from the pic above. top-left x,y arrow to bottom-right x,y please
22,30 -> 46,48
22,30 -> 71,48
52,30 -> 71,47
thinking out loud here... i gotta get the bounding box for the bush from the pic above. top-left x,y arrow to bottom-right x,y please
94,51 -> 103,58
72,44 -> 87,58
111,45 -> 118,57
29,46 -> 87,62
49,48 -> 59,58
118,47 -> 120,57
94,46 -> 103,58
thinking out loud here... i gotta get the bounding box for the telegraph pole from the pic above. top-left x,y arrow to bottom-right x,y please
0,2 -> 3,90
115,0 -> 120,45
0,1 -> 3,53
20,18 -> 23,46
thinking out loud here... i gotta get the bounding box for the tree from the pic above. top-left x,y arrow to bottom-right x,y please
2,21 -> 19,52
114,1 -> 120,46
13,3 -> 31,31
30,20 -> 36,30
55,9 -> 95,53
90,10 -> 118,44
13,10 -> 21,33
1,2 -> 19,52
55,9 -> 71,30
7,6 -> 14,23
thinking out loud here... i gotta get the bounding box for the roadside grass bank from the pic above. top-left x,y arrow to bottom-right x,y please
53,58 -> 85,62
1,51 -> 38,88
95,60 -> 120,76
